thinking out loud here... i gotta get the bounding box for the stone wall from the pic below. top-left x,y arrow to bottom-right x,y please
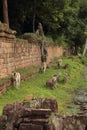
0,99 -> 56,130
0,37 -> 63,79
0,101 -> 87,130
47,45 -> 63,63
52,114 -> 87,130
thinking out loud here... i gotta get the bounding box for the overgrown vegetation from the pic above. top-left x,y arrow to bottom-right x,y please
22,32 -> 69,49
0,56 -> 87,115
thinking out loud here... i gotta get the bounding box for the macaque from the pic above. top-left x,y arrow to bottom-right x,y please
11,72 -> 21,89
57,59 -> 62,68
46,73 -> 61,89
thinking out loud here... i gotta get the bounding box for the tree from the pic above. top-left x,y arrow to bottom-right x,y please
1,0 -> 87,54
2,0 -> 9,26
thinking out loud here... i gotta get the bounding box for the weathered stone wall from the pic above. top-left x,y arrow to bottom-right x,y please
0,38 -> 63,79
0,101 -> 87,130
52,114 -> 87,130
0,100 -> 55,130
47,45 -> 63,63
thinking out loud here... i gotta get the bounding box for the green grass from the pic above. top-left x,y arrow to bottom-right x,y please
0,56 -> 87,115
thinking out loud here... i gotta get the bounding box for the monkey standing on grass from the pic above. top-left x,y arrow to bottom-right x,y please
11,72 -> 21,89
57,58 -> 62,68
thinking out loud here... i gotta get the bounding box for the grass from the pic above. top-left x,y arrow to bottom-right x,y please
0,56 -> 87,115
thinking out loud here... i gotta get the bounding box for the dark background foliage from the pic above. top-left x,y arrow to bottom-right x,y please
0,0 -> 87,53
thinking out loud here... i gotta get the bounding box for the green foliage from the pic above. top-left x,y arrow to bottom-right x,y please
84,32 -> 87,37
0,77 -> 10,84
54,35 -> 66,46
1,0 -> 87,50
17,66 -> 39,76
45,35 -> 54,44
78,54 -> 87,65
23,100 -> 31,106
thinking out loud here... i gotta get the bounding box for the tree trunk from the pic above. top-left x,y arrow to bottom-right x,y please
74,43 -> 78,55
33,13 -> 36,33
83,38 -> 87,56
2,0 -> 9,26
32,0 -> 36,33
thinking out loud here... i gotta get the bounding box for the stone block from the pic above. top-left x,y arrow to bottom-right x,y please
44,124 -> 54,130
23,118 -> 49,125
19,123 -> 43,130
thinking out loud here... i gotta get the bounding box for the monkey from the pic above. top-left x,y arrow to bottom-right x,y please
11,72 -> 21,89
46,73 -> 61,89
62,73 -> 70,83
36,22 -> 44,37
46,78 -> 55,89
57,58 -> 62,68
63,63 -> 69,69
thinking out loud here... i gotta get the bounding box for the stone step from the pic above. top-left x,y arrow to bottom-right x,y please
23,118 -> 49,124
19,123 -> 43,130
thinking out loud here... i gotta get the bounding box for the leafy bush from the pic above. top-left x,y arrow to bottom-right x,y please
54,35 -> 66,46
78,54 -> 87,65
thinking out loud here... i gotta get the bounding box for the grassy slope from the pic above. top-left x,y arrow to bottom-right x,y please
0,57 -> 87,115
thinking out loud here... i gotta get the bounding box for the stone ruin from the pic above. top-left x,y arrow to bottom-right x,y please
0,97 -> 87,130
0,22 -> 16,39
52,114 -> 87,130
0,98 -> 58,130
74,89 -> 87,115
